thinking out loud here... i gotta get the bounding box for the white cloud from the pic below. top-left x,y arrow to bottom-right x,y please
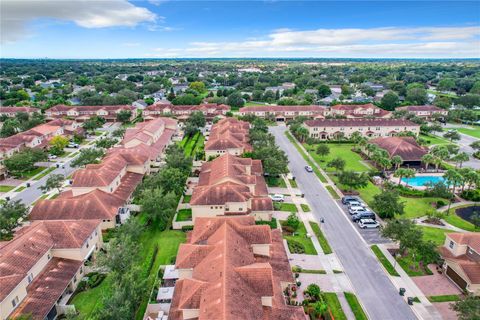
156,26 -> 480,58
1,0 -> 157,43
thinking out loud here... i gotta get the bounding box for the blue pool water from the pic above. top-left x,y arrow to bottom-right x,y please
401,176 -> 445,187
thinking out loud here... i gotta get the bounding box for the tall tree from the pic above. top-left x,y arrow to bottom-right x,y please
0,200 -> 29,240
372,189 -> 405,219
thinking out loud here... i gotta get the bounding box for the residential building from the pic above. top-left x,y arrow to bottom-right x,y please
238,105 -> 328,121
169,216 -> 306,320
369,136 -> 428,166
0,107 -> 40,118
132,99 -> 148,109
45,105 -> 135,122
122,117 -> 178,162
303,118 -> 420,140
204,118 -> 251,158
396,105 -> 448,119
440,233 -> 480,296
143,104 -> 230,121
190,154 -> 273,221
0,220 -> 102,320
329,104 -> 391,118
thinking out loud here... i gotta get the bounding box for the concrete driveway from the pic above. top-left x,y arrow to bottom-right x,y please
270,126 -> 416,320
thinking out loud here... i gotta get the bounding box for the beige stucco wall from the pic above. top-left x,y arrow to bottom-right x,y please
252,211 -> 272,221
178,269 -> 193,279
304,123 -> 420,139
252,244 -> 271,257
443,236 -> 468,256
182,309 -> 200,320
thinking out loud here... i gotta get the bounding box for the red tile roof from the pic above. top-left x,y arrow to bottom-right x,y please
331,104 -> 391,118
205,118 -> 251,152
239,105 -> 327,113
397,105 -> 447,113
0,220 -> 99,301
169,216 -> 305,320
304,118 -> 418,127
370,136 -> 428,161
448,233 -> 480,253
0,107 -> 40,114
72,153 -> 128,187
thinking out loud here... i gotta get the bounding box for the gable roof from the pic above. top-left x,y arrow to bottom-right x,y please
239,105 -> 327,113
304,118 -> 418,128
370,136 -> 428,161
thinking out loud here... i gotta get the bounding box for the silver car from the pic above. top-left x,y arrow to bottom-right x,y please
358,219 -> 380,229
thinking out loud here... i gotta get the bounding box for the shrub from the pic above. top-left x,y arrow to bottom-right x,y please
460,189 -> 480,201
86,272 -> 106,288
181,225 -> 194,231
288,239 -> 306,254
76,280 -> 87,292
436,200 -> 447,208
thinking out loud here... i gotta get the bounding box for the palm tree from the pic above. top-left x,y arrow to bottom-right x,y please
453,152 -> 470,168
350,131 -> 363,143
444,169 -> 463,193
421,154 -> 435,171
358,137 -> 368,148
432,156 -> 443,172
394,168 -> 415,185
391,155 -> 403,170
365,143 -> 377,158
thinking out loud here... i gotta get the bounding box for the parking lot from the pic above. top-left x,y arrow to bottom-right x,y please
336,198 -> 391,245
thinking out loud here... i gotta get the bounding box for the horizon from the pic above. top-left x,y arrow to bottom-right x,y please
1,0 -> 479,59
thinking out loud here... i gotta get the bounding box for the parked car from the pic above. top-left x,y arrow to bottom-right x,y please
48,154 -> 57,160
351,212 -> 376,222
347,201 -> 364,208
341,196 -> 359,205
358,219 -> 380,229
348,206 -> 370,215
269,194 -> 285,202
67,143 -> 79,148
305,165 -> 313,172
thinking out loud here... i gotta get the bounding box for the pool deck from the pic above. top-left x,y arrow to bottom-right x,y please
389,172 -> 445,190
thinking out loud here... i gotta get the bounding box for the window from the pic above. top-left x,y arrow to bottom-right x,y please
47,254 -> 51,260
449,241 -> 454,249
11,296 -> 19,308
27,273 -> 33,283
239,208 -> 243,211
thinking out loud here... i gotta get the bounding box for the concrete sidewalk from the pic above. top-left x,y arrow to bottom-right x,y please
377,244 -> 443,320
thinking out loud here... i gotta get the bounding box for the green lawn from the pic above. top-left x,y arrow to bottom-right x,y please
176,209 -> 192,222
457,127 -> 480,139
371,245 -> 399,276
281,221 -> 317,255
256,218 -> 278,229
13,186 -> 26,192
304,143 -> 371,172
427,295 -> 461,303
418,226 -> 453,246
419,133 -> 449,146
289,179 -> 298,188
244,101 -> 267,107
444,208 -> 476,231
274,202 -> 298,213
182,195 -> 191,203
0,185 -> 15,192
309,221 -> 333,254
301,204 -> 311,212
344,292 -> 368,320
325,185 -> 340,199
323,293 -> 347,320
33,167 -> 56,180
396,252 -> 433,277
285,131 -> 328,183
71,225 -> 186,319
16,166 -> 46,180
266,176 -> 287,188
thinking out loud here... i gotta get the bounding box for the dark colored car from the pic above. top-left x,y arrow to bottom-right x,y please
341,196 -> 359,205
351,212 -> 376,222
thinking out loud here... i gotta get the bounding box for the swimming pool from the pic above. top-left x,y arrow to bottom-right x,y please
401,176 -> 445,187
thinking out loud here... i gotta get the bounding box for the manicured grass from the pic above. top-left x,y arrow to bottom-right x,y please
457,127 -> 480,139
323,293 -> 347,320
325,185 -> 340,199
292,268 -> 326,274
309,221 -> 333,254
274,202 -> 298,213
333,269 -> 343,274
71,276 -> 113,318
419,133 -> 449,146
182,195 -> 191,203
289,179 -> 298,188
427,295 -> 461,303
68,151 -> 80,158
176,209 -> 192,222
244,101 -> 267,107
396,251 -> 433,277
281,220 -> 317,255
13,186 -> 26,192
444,209 -> 476,231
301,204 -> 311,212
305,143 -> 371,172
256,218 -> 278,229
418,226 -> 453,246
285,131 -> 328,183
33,166 -> 56,180
371,245 -> 400,276
17,166 -> 46,180
0,185 -> 15,192
344,292 -> 368,320
266,176 -> 287,188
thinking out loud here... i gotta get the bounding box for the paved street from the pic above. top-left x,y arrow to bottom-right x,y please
9,123 -> 120,206
436,123 -> 480,169
270,126 -> 417,320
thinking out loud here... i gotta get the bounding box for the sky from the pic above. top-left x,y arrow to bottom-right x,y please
1,0 -> 479,59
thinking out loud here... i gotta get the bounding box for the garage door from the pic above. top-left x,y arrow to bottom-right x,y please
446,266 -> 468,290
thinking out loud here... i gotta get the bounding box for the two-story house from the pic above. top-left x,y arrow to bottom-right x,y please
0,107 -> 40,118
440,232 -> 480,296
238,105 -> 328,121
0,220 -> 102,320
204,118 -> 251,158
45,105 -> 135,122
143,104 -> 230,121
329,104 -> 391,118
396,105 -> 449,120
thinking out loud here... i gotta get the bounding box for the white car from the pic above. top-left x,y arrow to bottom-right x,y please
348,206 -> 368,215
347,201 -> 364,208
67,143 -> 79,148
48,154 -> 58,160
269,194 -> 285,202
358,219 -> 380,229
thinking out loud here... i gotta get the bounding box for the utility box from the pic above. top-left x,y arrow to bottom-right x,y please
407,297 -> 414,305
399,288 -> 406,296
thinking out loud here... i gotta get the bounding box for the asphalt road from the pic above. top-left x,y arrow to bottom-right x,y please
436,123 -> 479,169
270,126 -> 417,320
10,123 -> 120,206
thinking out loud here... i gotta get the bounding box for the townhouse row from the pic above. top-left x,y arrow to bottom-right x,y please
0,117 -> 178,320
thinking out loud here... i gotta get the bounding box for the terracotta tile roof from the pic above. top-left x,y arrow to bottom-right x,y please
170,216 -> 305,320
11,258 -> 83,320
397,105 -> 447,113
0,107 -> 40,114
448,233 -> 480,253
304,118 -> 418,127
146,103 -> 230,115
205,118 -> 251,152
331,104 -> 391,118
48,104 -> 134,113
0,220 -> 99,301
190,182 -> 252,206
72,154 -> 128,187
106,146 -> 150,165
370,136 -> 428,161
239,105 -> 327,113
